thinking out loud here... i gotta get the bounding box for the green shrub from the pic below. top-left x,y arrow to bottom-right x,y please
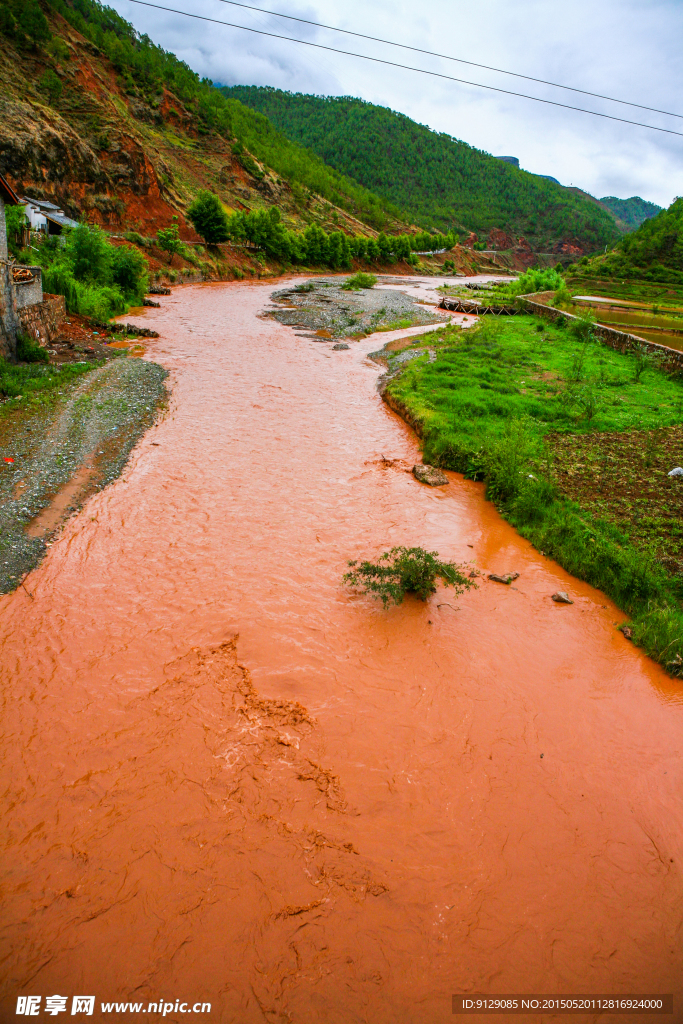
343,546 -> 474,607
67,223 -> 112,282
187,190 -> 230,244
111,243 -> 148,299
39,68 -> 63,105
156,221 -> 185,255
342,272 -> 377,290
47,35 -> 70,62
16,333 -> 48,363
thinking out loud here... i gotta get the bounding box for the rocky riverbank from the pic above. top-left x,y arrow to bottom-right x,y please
0,358 -> 167,593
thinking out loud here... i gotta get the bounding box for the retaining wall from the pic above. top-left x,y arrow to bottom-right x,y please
18,294 -> 66,348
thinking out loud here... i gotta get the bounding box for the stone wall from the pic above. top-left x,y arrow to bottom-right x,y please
13,267 -> 43,310
0,263 -> 19,358
18,294 -> 66,349
0,196 -> 7,261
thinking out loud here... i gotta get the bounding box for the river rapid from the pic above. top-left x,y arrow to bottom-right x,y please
1,280 -> 682,1023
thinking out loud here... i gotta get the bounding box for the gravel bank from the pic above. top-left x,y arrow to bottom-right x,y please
0,358 -> 168,593
268,278 -> 445,339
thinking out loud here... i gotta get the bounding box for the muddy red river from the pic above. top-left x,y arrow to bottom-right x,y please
2,281 -> 682,1023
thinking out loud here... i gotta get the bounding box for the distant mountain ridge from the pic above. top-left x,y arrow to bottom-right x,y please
577,197 -> 683,284
598,196 -> 662,230
222,86 -> 621,254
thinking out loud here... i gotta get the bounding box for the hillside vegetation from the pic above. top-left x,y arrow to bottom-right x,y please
0,0 -> 408,237
573,197 -> 683,284
223,87 -> 622,254
599,195 -> 662,230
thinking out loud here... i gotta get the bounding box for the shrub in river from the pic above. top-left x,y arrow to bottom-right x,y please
343,546 -> 474,607
342,272 -> 377,291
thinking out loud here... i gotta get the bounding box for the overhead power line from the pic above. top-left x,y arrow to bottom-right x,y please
125,0 -> 683,138
214,0 -> 683,122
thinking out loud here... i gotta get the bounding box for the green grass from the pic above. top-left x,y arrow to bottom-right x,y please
0,359 -> 97,408
386,314 -> 683,677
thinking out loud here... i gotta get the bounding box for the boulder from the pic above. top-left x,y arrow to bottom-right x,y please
488,572 -> 520,584
551,591 -> 573,604
333,342 -> 349,350
668,467 -> 683,477
412,464 -> 448,486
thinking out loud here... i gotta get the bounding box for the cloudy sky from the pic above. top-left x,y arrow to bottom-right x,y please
108,0 -> 682,207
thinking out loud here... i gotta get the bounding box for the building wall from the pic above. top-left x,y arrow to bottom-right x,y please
0,264 -> 19,358
0,195 -> 7,261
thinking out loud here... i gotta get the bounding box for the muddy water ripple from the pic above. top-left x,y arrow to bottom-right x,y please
1,281 -> 682,1023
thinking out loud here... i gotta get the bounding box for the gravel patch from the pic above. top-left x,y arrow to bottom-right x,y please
268,278 -> 444,339
0,359 -> 168,593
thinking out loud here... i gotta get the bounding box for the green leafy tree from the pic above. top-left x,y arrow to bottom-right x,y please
66,223 -> 112,283
39,68 -> 63,105
156,221 -> 184,254
111,244 -> 148,299
186,190 -> 230,244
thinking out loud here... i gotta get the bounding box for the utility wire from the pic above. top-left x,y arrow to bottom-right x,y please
213,0 -> 683,122
125,0 -> 683,138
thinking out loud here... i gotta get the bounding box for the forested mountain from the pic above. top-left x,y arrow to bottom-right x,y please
222,86 -> 621,253
579,197 -> 683,282
0,0 -> 406,235
598,195 -> 662,230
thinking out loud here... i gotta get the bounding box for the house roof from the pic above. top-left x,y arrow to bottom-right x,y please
0,172 -> 20,206
45,211 -> 79,230
22,197 -> 63,212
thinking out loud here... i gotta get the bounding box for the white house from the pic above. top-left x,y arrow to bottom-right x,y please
22,196 -> 78,235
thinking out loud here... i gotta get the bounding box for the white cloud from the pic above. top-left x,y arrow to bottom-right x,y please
109,0 -> 683,207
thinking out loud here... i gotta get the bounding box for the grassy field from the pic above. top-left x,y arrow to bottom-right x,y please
0,358 -> 98,411
385,314 -> 683,677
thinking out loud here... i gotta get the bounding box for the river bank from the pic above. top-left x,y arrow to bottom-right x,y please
0,357 -> 167,592
1,279 -> 682,1022
378,313 -> 683,677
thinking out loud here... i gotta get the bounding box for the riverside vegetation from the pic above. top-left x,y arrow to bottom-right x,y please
384,314 -> 683,676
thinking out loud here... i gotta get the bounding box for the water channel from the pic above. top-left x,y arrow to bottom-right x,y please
1,280 -> 682,1022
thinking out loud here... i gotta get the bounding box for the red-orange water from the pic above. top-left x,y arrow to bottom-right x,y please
2,281 -> 682,1023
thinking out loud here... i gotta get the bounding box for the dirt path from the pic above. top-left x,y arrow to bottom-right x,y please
0,280 -> 681,1023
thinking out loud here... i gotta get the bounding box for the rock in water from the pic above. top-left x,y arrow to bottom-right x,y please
551,591 -> 573,604
412,464 -> 448,486
488,572 -> 520,584
333,342 -> 350,350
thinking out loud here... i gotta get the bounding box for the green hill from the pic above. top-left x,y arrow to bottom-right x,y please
222,86 -> 621,253
576,197 -> 683,283
0,0 -> 407,235
599,196 -> 662,230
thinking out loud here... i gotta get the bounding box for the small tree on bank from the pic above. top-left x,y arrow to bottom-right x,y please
187,190 -> 230,244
